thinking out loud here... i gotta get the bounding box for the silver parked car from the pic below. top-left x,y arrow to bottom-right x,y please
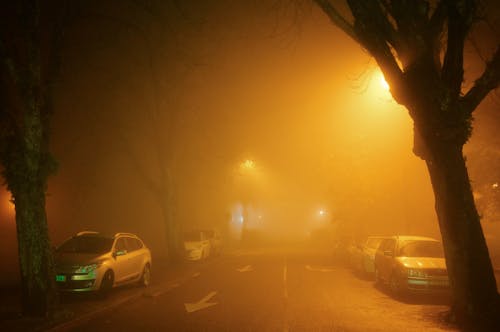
350,236 -> 389,275
54,231 -> 152,294
374,235 -> 449,296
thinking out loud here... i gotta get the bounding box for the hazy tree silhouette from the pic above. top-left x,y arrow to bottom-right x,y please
0,0 -> 68,317
313,0 -> 500,328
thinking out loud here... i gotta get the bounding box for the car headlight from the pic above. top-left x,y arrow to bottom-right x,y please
408,268 -> 427,278
76,262 -> 103,274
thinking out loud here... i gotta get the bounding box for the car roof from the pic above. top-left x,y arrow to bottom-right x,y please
393,235 -> 440,242
74,231 -> 140,240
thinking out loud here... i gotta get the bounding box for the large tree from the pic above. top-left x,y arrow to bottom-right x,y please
0,0 -> 67,316
313,0 -> 500,328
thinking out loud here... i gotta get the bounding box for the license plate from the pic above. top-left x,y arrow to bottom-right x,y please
56,275 -> 66,282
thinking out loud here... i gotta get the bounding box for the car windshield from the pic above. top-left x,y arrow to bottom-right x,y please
57,236 -> 113,254
399,240 -> 444,258
365,238 -> 384,249
184,231 -> 202,241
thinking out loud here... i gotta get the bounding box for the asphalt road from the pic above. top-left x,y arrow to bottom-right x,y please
68,247 -> 456,332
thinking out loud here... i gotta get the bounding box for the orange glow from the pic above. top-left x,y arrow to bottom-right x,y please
0,188 -> 15,221
240,159 -> 256,170
378,72 -> 390,91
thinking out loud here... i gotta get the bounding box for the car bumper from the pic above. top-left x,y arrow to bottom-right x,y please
55,270 -> 103,292
185,249 -> 203,261
404,277 -> 450,294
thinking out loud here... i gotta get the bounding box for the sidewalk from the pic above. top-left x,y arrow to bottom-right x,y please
0,260 -> 202,332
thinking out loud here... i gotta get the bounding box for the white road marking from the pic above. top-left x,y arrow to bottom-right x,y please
283,256 -> 289,332
184,291 -> 218,313
283,258 -> 288,299
305,265 -> 336,272
144,283 -> 180,298
236,265 -> 253,272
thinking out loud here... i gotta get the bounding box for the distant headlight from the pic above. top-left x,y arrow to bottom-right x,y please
408,268 -> 427,278
76,262 -> 102,274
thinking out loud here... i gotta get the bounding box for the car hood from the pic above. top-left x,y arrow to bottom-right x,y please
54,252 -> 108,267
397,256 -> 447,269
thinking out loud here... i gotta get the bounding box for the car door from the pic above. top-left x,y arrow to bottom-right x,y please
379,239 -> 396,281
125,237 -> 144,280
113,237 -> 132,283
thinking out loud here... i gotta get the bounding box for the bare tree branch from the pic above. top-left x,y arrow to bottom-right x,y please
442,0 -> 477,95
312,0 -> 359,44
344,0 -> 406,102
461,44 -> 500,113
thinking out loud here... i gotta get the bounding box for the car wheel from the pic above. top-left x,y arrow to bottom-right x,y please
374,266 -> 382,285
139,264 -> 151,287
99,270 -> 114,298
389,272 -> 401,297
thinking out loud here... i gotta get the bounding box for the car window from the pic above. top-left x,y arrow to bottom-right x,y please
57,236 -> 113,254
125,237 -> 142,252
399,240 -> 444,258
134,238 -> 144,249
184,231 -> 202,241
366,238 -> 384,249
115,238 -> 127,253
380,239 -> 395,252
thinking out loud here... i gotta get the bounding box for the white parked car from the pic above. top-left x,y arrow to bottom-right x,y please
183,230 -> 212,261
54,231 -> 152,294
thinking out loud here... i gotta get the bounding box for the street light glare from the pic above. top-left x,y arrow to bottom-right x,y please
378,72 -> 389,91
241,159 -> 256,170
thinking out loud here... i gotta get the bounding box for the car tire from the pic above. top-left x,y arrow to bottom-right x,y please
99,270 -> 114,298
139,264 -> 151,287
374,266 -> 382,286
389,272 -> 401,297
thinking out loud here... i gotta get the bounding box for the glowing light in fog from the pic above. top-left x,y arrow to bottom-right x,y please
319,209 -> 325,216
240,159 -> 256,170
378,72 -> 389,91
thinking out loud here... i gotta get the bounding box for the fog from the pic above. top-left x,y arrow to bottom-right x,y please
1,0 -> 499,279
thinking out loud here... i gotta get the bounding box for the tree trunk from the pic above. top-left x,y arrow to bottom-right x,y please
13,175 -> 56,317
421,133 -> 499,327
160,170 -> 182,263
5,111 -> 57,317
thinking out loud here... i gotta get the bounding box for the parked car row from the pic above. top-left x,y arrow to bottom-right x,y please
53,227 -> 224,295
183,229 -> 222,261
349,235 -> 450,297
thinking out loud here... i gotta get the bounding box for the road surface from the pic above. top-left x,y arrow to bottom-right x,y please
66,247 -> 455,332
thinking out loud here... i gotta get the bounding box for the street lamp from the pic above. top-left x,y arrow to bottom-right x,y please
240,159 -> 256,171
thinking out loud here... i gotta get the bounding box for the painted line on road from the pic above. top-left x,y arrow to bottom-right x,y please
283,255 -> 289,332
145,282 -> 181,298
283,257 -> 288,299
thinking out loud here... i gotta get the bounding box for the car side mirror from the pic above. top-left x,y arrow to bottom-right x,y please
383,250 -> 393,257
113,250 -> 127,258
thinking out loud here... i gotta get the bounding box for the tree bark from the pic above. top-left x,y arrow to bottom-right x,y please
420,129 -> 500,327
4,112 -> 57,316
